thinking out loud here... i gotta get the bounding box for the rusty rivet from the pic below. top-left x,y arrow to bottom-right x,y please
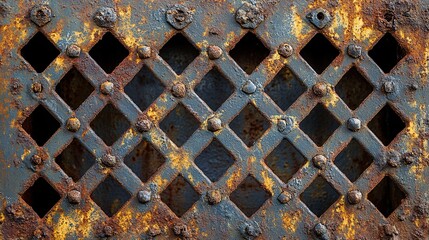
278,43 -> 293,58
313,154 -> 327,169
66,117 -> 81,132
306,8 -> 331,29
171,83 -> 186,98
385,149 -> 400,167
207,45 -> 223,60
101,154 -> 117,167
30,4 -> 52,27
207,117 -> 222,132
314,223 -> 329,239
244,222 -> 261,237
347,44 -> 362,58
173,223 -> 191,237
166,4 -> 193,30
206,189 -> 222,205
384,224 -> 399,237
242,80 -> 256,94
383,81 -> 395,93
277,116 -> 294,133
347,117 -> 361,132
148,226 -> 161,237
137,190 -> 151,204
31,82 -> 43,94
235,2 -> 264,29
136,117 -> 152,132
313,82 -> 328,97
100,81 -> 114,95
403,152 -> 416,165
31,154 -> 43,165
66,44 -> 81,58
277,191 -> 292,204
102,225 -> 114,237
93,7 -> 117,28
347,190 -> 362,205
67,190 -> 81,204
137,46 -> 151,59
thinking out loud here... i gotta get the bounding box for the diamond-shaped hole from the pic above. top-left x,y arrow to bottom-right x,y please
230,175 -> 270,217
56,67 -> 94,110
55,139 -> 96,182
230,103 -> 270,147
368,175 -> 406,217
265,139 -> 307,183
125,65 -> 165,111
159,33 -> 199,75
300,33 -> 339,74
368,104 -> 405,146
334,139 -> 373,182
159,104 -> 199,147
91,175 -> 131,217
22,105 -> 60,146
89,32 -> 129,74
300,103 -> 340,146
265,66 -> 306,111
20,32 -> 60,73
300,175 -> 340,217
22,177 -> 60,218
160,175 -> 200,217
90,104 -> 130,146
195,68 -> 234,111
229,32 -> 270,75
124,140 -> 165,183
369,33 -> 407,73
335,67 -> 373,110
195,139 -> 235,182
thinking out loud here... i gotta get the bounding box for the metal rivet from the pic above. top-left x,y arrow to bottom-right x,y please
235,2 -> 264,29
384,224 -> 399,237
101,154 -> 117,167
347,44 -> 362,58
312,154 -> 327,169
385,149 -> 400,167
137,190 -> 151,203
93,7 -> 117,28
67,190 -> 81,204
31,154 -> 43,165
278,43 -> 293,58
403,152 -> 416,165
207,45 -> 223,60
206,189 -> 222,205
136,117 -> 152,133
31,82 -> 43,94
173,223 -> 191,237
383,81 -> 395,93
102,225 -> 114,237
277,116 -> 294,133
207,117 -> 222,132
166,4 -> 193,30
100,81 -> 114,95
66,44 -> 81,58
277,191 -> 292,204
312,82 -> 328,97
137,46 -> 151,59
347,190 -> 362,205
347,117 -> 361,132
306,8 -> 331,29
66,117 -> 81,132
242,80 -> 256,94
314,223 -> 329,239
171,83 -> 186,98
30,4 -> 52,27
244,223 -> 261,237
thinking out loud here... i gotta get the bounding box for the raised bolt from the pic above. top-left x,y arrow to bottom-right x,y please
137,46 -> 151,59
66,44 -> 81,58
347,190 -> 362,205
93,7 -> 117,28
277,191 -> 292,204
313,82 -> 328,97
242,80 -> 256,94
66,117 -> 81,132
313,154 -> 327,169
244,223 -> 261,237
136,117 -> 152,132
403,152 -> 416,165
173,223 -> 190,237
166,4 -> 193,30
206,189 -> 222,205
67,190 -> 81,204
383,81 -> 395,93
31,82 -> 43,93
235,2 -> 264,29
207,45 -> 223,60
103,225 -> 114,237
137,190 -> 151,203
31,154 -> 43,165
30,4 -> 52,27
101,154 -> 116,167
384,224 -> 399,236
277,116 -> 294,133
385,149 -> 400,167
278,43 -> 293,58
347,44 -> 362,58
314,223 -> 329,238
207,117 -> 222,132
100,81 -> 114,95
306,8 -> 332,29
347,117 -> 361,132
171,83 -> 186,98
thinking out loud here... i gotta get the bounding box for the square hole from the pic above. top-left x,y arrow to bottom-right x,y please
159,33 -> 199,75
335,67 -> 373,110
20,32 -> 60,73
56,67 -> 94,110
195,68 -> 234,111
300,175 -> 339,217
300,104 -> 340,146
90,104 -> 130,146
334,139 -> 373,182
368,104 -> 405,146
230,175 -> 270,217
369,33 -> 407,73
300,33 -> 339,74
368,176 -> 406,217
22,105 -> 60,146
91,175 -> 131,217
22,177 -> 60,218
160,175 -> 200,217
89,32 -> 129,74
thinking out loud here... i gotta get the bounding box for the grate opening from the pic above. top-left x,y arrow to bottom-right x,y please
124,140 -> 165,183
300,103 -> 340,146
300,175 -> 339,217
334,139 -> 373,182
194,139 -> 235,182
159,33 -> 199,75
230,175 -> 270,217
265,139 -> 307,183
368,176 -> 406,217
90,104 -> 130,146
91,175 -> 130,217
125,65 -> 164,111
159,103 -> 199,147
22,177 -> 60,218
195,68 -> 234,111
230,103 -> 270,147
229,32 -> 270,75
265,66 -> 306,111
335,67 -> 373,110
22,105 -> 60,146
56,67 -> 94,110
55,139 -> 96,182
160,175 -> 200,217
368,104 -> 405,146
300,33 -> 339,74
89,32 -> 129,74
368,33 -> 406,73
20,32 -> 60,73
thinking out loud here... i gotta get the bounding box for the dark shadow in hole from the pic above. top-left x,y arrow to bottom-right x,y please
20,32 -> 60,73
22,177 -> 60,218
91,175 -> 131,217
368,33 -> 406,73
230,175 -> 270,217
334,139 -> 373,182
195,68 -> 234,111
160,175 -> 200,217
300,33 -> 339,74
300,175 -> 339,217
368,176 -> 406,217
335,67 -> 373,110
56,67 -> 94,110
22,105 -> 60,146
90,104 -> 130,146
368,104 -> 405,146
89,32 -> 129,74
159,33 -> 199,75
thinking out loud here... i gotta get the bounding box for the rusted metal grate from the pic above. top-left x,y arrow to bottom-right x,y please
0,0 -> 428,239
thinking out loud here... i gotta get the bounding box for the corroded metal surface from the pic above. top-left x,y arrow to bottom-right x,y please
0,0 -> 428,239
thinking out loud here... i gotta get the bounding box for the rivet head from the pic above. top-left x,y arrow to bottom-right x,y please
347,190 -> 362,205
384,224 -> 399,237
314,223 -> 328,237
31,82 -> 43,94
206,190 -> 222,205
101,154 -> 116,167
137,46 -> 151,59
243,222 -> 261,237
313,82 -> 328,97
67,190 -> 81,204
173,223 -> 191,237
207,45 -> 223,60
136,117 -> 152,133
277,191 -> 292,204
30,4 -> 52,27
100,81 -> 114,95
171,83 -> 186,98
347,117 -> 361,132
93,7 -> 117,28
383,81 -> 395,93
66,117 -> 81,132
235,2 -> 264,29
277,116 -> 294,133
306,8 -> 332,29
347,44 -> 362,58
102,225 -> 114,237
31,154 -> 43,165
137,190 -> 151,203
66,44 -> 81,58
207,117 -> 222,132
242,80 -> 256,94
166,4 -> 193,30
278,43 -> 293,58
313,154 -> 327,169
384,149 -> 400,167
